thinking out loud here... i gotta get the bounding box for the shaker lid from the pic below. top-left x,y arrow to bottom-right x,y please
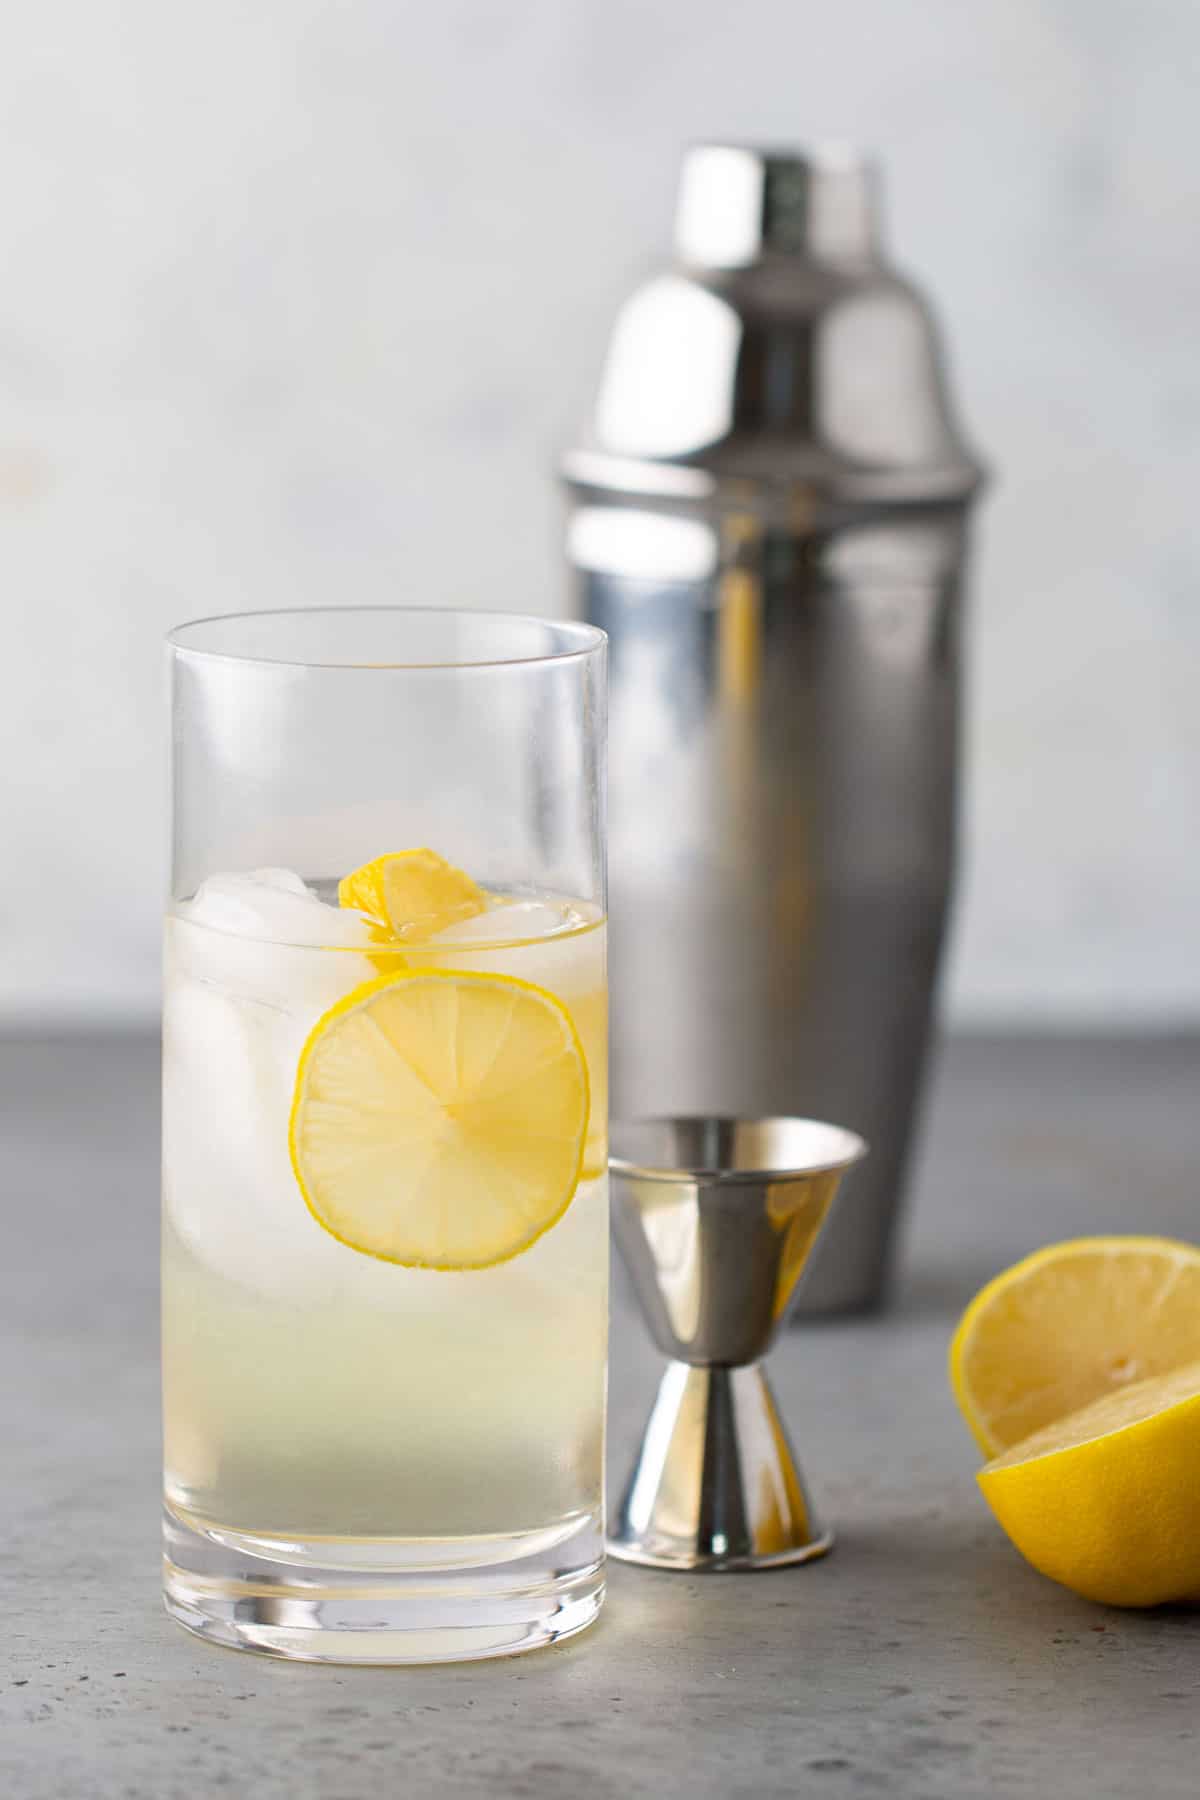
563,143 -> 985,514
674,142 -> 879,268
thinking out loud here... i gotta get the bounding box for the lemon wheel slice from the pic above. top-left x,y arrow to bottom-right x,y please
950,1235 -> 1200,1456
338,849 -> 487,943
289,969 -> 589,1270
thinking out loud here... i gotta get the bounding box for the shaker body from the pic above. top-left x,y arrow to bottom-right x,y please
571,501 -> 966,1310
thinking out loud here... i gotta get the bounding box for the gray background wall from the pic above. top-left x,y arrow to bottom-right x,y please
2,0 -> 1196,1027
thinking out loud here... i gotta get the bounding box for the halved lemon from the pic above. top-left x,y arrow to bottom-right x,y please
338,849 -> 487,943
950,1236 -> 1200,1456
289,969 -> 589,1269
978,1360 -> 1200,1607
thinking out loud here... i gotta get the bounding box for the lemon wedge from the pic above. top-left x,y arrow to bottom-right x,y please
289,969 -> 589,1269
338,849 -> 488,943
978,1361 -> 1200,1607
950,1235 -> 1200,1456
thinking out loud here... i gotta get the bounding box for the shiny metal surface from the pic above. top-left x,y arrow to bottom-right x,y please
610,1116 -> 866,1364
609,1364 -> 829,1571
563,143 -> 986,1313
609,1114 -> 864,1570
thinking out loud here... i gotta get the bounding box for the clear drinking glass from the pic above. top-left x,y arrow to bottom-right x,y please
161,608 -> 608,1663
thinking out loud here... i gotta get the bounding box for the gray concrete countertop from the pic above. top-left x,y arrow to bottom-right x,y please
6,1034 -> 1200,1799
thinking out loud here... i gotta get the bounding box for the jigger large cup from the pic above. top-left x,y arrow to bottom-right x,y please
609,1117 -> 866,1571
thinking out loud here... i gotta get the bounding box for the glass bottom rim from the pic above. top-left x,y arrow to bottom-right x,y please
162,1498 -> 605,1665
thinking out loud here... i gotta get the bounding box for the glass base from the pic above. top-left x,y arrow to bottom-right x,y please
162,1499 -> 605,1664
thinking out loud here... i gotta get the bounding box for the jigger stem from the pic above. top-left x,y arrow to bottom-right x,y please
609,1360 -> 831,1571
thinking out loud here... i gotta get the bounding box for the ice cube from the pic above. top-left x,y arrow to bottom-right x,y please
171,869 -> 378,1015
162,912 -> 380,1298
163,868 -> 383,1294
163,987 -> 348,1298
181,868 -> 375,949
163,944 -> 440,1305
429,899 -> 572,947
406,896 -> 603,1013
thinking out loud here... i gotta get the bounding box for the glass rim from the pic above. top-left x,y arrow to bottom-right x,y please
166,605 -> 608,672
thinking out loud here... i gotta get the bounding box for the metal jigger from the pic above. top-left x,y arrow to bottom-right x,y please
609,1117 -> 867,1571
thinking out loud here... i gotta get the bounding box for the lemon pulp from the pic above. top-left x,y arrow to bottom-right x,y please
289,968 -> 589,1269
950,1235 -> 1200,1455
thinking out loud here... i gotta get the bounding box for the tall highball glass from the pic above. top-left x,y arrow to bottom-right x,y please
162,609 -> 607,1663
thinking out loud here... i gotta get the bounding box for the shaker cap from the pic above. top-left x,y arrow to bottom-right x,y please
563,142 -> 985,516
675,143 -> 879,268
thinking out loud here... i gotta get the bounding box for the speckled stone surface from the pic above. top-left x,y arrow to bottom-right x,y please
6,1034 -> 1200,1799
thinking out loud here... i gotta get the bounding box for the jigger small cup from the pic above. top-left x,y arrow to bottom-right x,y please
609,1116 -> 867,1572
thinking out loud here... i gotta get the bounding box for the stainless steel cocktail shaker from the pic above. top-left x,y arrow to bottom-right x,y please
562,145 -> 986,1312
